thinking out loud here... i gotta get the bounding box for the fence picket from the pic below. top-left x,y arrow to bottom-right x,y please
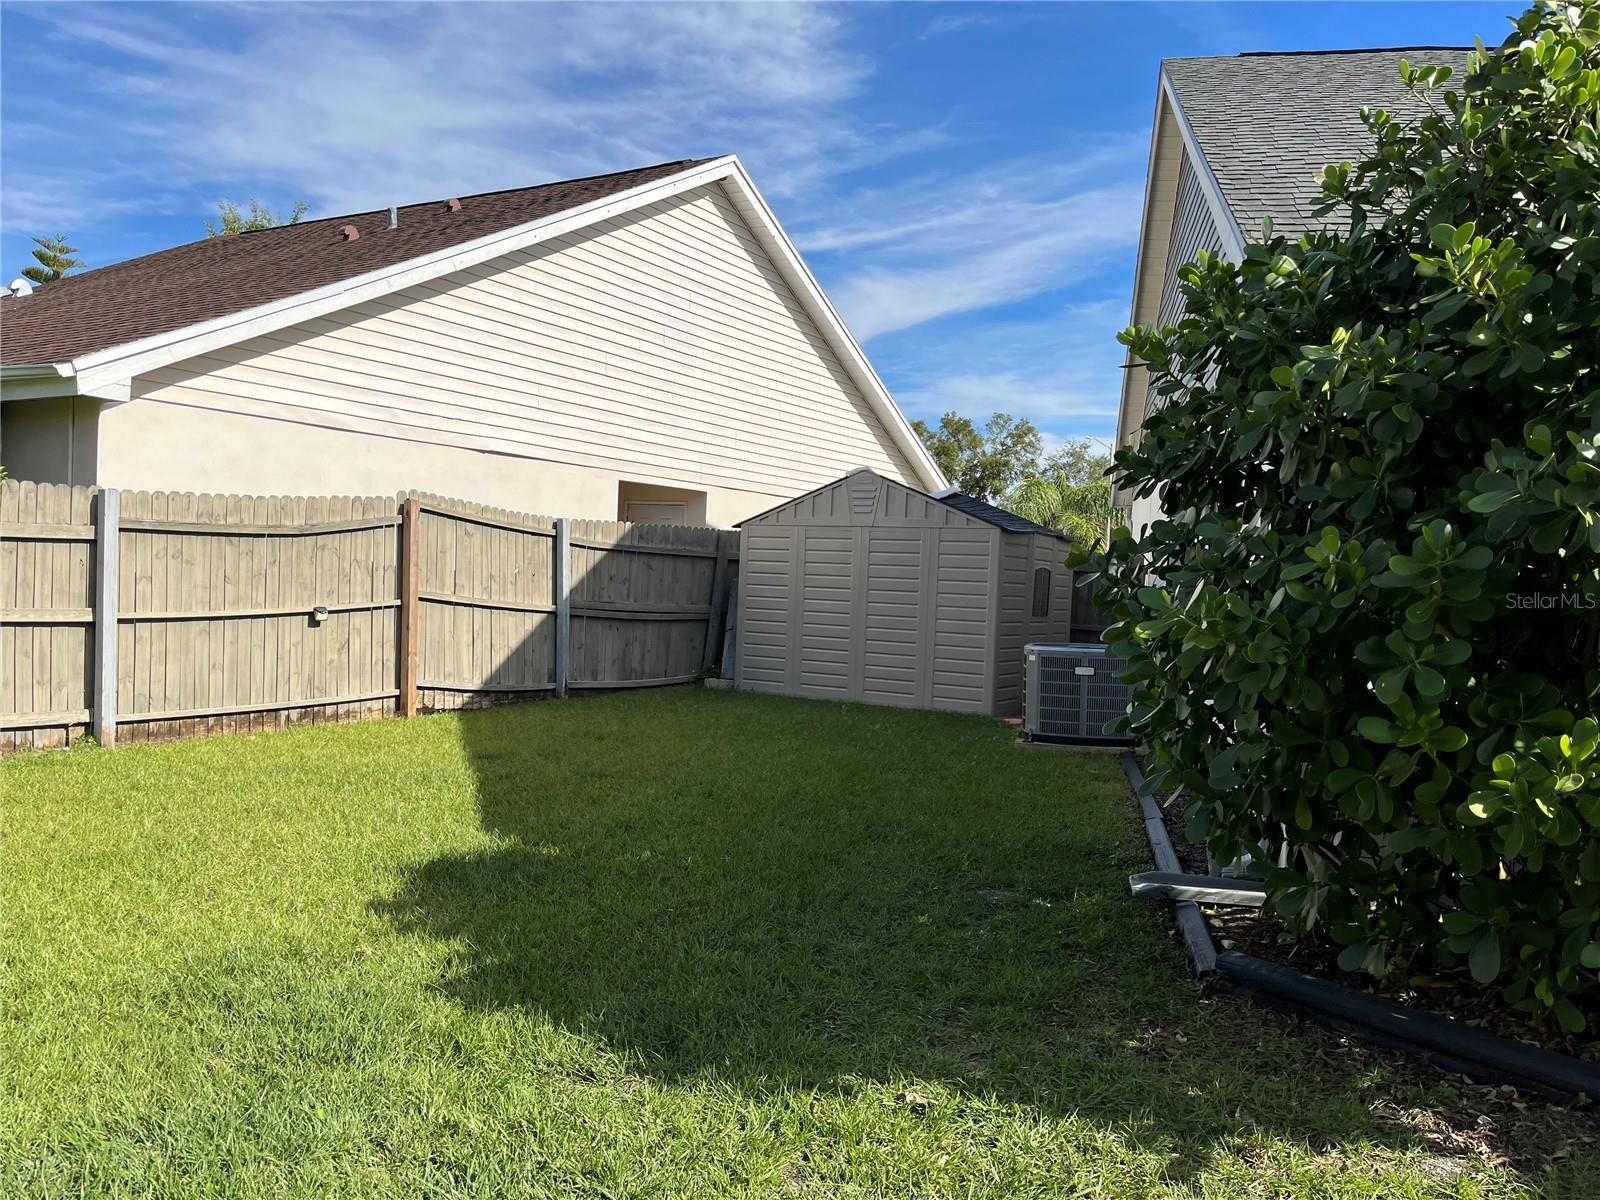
1,480 -> 735,750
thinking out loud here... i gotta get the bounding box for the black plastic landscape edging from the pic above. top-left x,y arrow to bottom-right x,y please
1118,753 -> 1217,975
1116,751 -> 1600,1100
1216,951 -> 1600,1100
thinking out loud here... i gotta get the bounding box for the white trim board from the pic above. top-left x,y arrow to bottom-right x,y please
1158,70 -> 1247,259
1114,72 -> 1248,463
6,156 -> 947,491
1115,83 -> 1176,457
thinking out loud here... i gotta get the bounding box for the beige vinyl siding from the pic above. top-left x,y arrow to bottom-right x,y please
1144,149 -> 1226,424
1156,151 -> 1226,326
1123,145 -> 1229,540
113,182 -> 917,516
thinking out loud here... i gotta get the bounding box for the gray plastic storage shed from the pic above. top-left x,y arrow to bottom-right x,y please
735,469 -> 1073,715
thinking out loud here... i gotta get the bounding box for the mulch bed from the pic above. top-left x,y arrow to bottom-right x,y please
1153,788 -> 1600,1068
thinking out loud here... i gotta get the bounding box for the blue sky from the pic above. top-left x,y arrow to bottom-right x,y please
1,1 -> 1510,453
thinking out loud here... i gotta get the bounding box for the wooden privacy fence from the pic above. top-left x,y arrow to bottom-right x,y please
0,481 -> 737,752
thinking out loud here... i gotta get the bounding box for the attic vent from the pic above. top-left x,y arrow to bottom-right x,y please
444,198 -> 461,213
340,225 -> 360,242
847,473 -> 879,515
387,205 -> 398,230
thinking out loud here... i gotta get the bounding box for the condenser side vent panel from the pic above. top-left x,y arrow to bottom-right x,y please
1023,642 -> 1134,745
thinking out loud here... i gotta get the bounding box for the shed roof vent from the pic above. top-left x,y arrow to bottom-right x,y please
340,225 -> 360,242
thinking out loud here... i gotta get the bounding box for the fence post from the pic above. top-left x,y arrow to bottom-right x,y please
554,518 -> 571,696
92,488 -> 120,748
702,533 -> 732,670
399,497 -> 421,717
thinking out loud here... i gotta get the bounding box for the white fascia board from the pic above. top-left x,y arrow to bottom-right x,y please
62,153 -> 946,492
70,157 -> 741,395
0,361 -> 77,401
1159,69 -> 1247,260
1112,72 -> 1248,478
717,159 -> 947,492
1115,83 -> 1174,456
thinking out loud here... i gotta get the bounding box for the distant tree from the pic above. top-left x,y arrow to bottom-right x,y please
1009,469 -> 1115,549
206,198 -> 309,237
20,234 -> 85,286
912,411 -> 1041,501
1039,438 -> 1112,486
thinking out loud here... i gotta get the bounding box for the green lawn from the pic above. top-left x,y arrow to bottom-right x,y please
3,689 -> 1594,1198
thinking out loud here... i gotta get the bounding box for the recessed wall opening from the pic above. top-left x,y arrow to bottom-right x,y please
1032,567 -> 1052,618
0,396 -> 100,485
617,480 -> 707,525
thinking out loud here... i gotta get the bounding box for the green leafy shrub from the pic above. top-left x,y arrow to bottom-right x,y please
1098,1 -> 1600,1029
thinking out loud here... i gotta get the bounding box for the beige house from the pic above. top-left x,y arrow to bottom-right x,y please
0,157 -> 943,525
1115,47 -> 1470,536
736,469 -> 1073,716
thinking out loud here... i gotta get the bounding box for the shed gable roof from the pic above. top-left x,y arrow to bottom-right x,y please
936,492 -> 1064,538
741,469 -> 1065,538
1163,47 -> 1472,240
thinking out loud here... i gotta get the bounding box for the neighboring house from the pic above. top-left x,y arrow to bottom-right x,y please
1114,47 -> 1472,537
0,157 -> 944,525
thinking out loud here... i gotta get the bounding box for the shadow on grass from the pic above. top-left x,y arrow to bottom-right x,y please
372,689 -> 1591,1184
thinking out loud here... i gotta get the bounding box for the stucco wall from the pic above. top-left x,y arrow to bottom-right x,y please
96,398 -> 788,525
0,396 -> 99,485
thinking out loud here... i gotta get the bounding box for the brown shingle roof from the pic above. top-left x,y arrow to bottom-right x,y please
0,158 -> 719,365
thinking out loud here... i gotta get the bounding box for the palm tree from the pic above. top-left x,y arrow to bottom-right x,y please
1008,469 -> 1115,549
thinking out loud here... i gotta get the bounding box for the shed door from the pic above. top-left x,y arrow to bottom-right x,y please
794,528 -> 857,698
861,528 -> 924,707
735,526 -> 795,693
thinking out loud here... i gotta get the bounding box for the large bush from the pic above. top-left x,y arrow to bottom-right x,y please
1100,1 -> 1600,1029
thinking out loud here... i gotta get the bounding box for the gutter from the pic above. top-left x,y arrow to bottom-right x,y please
0,361 -> 87,402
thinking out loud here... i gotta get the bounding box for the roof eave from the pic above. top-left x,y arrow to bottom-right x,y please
40,155 -> 944,492
66,156 -> 744,396
0,361 -> 79,401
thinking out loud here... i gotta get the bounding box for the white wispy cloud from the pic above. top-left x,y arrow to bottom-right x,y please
877,297 -> 1132,442
4,1 -> 879,230
2,1 -> 1144,445
796,144 -> 1145,341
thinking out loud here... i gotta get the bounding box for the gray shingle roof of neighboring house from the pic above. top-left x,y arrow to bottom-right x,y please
937,492 -> 1066,539
1163,47 -> 1473,240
